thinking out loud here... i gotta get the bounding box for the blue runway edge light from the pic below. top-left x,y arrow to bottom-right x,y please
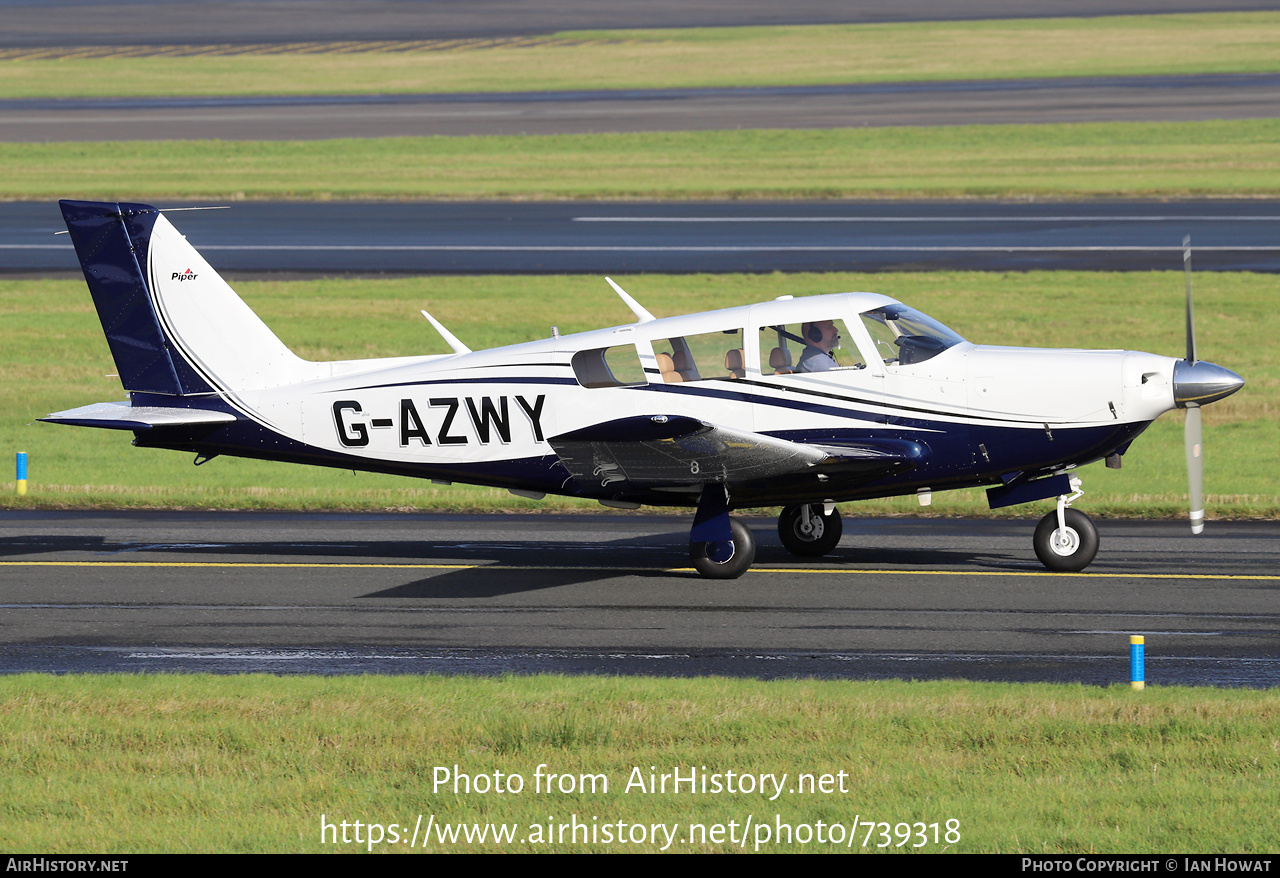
1130,635 -> 1145,690
15,451 -> 27,496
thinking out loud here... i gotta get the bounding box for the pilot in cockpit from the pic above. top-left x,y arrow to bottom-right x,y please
798,320 -> 840,372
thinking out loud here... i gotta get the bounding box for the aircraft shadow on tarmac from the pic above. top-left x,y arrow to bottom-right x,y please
0,531 -> 1001,595
362,565 -> 679,597
359,540 -> 1277,595
360,544 -> 1001,598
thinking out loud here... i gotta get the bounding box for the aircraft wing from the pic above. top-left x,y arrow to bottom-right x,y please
41,401 -> 238,431
548,415 -> 923,490
550,415 -> 824,488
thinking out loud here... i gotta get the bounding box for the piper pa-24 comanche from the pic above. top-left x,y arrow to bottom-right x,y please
46,200 -> 1244,578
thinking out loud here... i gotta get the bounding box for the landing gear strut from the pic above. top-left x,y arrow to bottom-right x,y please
1033,479 -> 1098,572
777,503 -> 842,557
690,517 -> 756,579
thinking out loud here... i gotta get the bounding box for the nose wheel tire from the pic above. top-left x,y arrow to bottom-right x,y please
1033,508 -> 1099,572
691,517 -> 756,579
777,504 -> 843,557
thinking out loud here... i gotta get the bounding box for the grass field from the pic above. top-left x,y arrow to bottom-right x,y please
3,13 -> 1278,99
7,119 -> 1280,201
1,675 -> 1276,853
4,271 -> 1274,517
7,14 -> 1277,202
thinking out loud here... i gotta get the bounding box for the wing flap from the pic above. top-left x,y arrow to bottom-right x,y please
41,401 -> 238,431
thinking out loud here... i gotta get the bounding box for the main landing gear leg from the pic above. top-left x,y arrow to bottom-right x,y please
1032,477 -> 1099,572
689,486 -> 756,579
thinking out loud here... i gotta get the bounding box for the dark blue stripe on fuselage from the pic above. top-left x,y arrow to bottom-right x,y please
128,395 -> 1148,509
347,368 -> 1065,430
127,362 -> 1152,508
654,376 -> 1058,426
639,379 -> 881,424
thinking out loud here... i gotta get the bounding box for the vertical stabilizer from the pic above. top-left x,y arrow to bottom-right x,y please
59,200 -> 318,397
60,200 -> 197,395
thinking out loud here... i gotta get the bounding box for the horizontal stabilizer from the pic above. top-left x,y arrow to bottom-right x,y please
41,401 -> 237,432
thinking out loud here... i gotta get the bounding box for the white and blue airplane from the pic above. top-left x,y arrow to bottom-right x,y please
45,200 -> 1244,578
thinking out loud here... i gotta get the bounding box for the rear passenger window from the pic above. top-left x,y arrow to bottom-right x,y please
571,344 -> 646,388
654,328 -> 746,383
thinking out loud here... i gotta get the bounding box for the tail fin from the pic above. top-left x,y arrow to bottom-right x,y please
60,200 -> 316,396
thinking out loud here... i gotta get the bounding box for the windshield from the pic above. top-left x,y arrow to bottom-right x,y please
861,305 -> 965,366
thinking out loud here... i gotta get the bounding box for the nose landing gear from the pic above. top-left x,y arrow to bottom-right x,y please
1032,479 -> 1098,572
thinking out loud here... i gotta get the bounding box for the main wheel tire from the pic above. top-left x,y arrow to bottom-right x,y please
1033,508 -> 1099,572
777,504 -> 843,557
690,517 -> 756,579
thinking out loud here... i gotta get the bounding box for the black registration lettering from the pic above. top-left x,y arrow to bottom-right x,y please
332,401 -> 369,447
429,398 -> 467,445
465,396 -> 511,444
514,394 -> 546,442
399,399 -> 431,446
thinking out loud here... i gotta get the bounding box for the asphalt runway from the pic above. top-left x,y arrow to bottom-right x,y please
1,511 -> 1276,685
5,1 -> 1276,47
7,200 -> 1280,275
9,73 -> 1280,141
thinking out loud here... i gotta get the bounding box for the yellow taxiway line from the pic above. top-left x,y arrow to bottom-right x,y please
1,560 -> 1277,580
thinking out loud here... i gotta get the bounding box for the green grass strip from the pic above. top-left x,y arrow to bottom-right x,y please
1,675 -> 1276,852
2,13 -> 1279,99
7,119 -> 1280,200
4,271 -> 1275,517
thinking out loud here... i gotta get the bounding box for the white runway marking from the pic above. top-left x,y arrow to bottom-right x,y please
573,215 -> 1280,223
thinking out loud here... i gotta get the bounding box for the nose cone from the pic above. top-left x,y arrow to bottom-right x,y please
1173,360 -> 1245,407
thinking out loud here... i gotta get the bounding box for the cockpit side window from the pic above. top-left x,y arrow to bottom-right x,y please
860,305 -> 964,367
758,320 -> 865,375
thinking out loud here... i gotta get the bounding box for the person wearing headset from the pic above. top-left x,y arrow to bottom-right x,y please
798,320 -> 840,372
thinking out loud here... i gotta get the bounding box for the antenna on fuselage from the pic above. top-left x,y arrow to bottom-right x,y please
605,277 -> 655,323
420,309 -> 471,355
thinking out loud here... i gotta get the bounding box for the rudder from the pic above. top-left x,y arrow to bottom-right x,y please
60,200 -> 205,395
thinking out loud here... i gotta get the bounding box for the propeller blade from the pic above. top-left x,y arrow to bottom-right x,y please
1182,235 -> 1206,533
1185,404 -> 1204,534
1183,235 -> 1197,363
